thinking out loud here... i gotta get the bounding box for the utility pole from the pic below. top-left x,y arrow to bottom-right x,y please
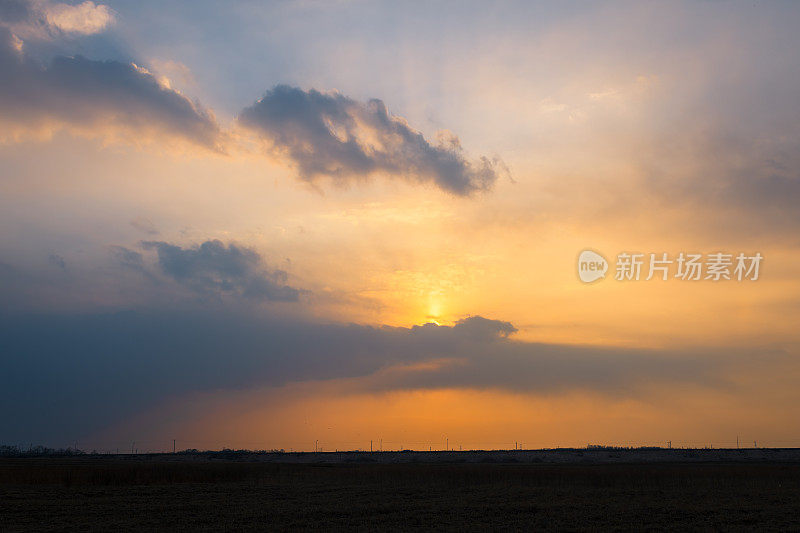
370,440 -> 372,452
173,439 -> 176,454
737,435 -> 739,449
446,437 -> 448,451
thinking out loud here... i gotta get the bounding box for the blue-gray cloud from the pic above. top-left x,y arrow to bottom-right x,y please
47,253 -> 65,270
239,85 -> 504,195
139,239 -> 300,302
0,0 -> 30,24
0,243 -> 788,445
0,299 -> 777,445
0,26 -> 223,150
452,315 -> 517,340
109,245 -> 144,267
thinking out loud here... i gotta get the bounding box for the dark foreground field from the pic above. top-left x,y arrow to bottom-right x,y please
2,455 -> 800,531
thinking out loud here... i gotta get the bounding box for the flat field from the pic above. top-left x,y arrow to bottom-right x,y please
1,452 -> 799,531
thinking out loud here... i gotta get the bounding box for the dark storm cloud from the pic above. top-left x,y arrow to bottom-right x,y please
140,240 -> 300,302
0,301 -> 773,444
239,85 -> 504,195
0,27 -> 223,150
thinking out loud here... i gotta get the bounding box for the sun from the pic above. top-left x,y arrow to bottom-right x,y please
426,297 -> 443,325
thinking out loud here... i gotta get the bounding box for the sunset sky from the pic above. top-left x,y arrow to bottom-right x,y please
2,0 -> 799,452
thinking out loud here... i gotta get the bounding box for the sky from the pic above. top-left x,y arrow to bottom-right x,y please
1,0 -> 799,452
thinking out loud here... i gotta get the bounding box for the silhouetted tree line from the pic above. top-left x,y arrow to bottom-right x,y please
0,445 -> 85,457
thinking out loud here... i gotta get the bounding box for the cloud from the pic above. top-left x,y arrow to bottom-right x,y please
40,0 -> 114,35
0,249 -> 789,444
239,85 -> 505,195
0,306 -> 781,444
109,245 -> 144,269
130,216 -> 159,236
0,0 -> 114,37
648,130 -> 800,237
0,0 -> 31,24
0,240 -> 303,312
452,315 -> 517,340
47,253 -> 65,270
0,26 -> 224,149
140,239 -> 301,302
